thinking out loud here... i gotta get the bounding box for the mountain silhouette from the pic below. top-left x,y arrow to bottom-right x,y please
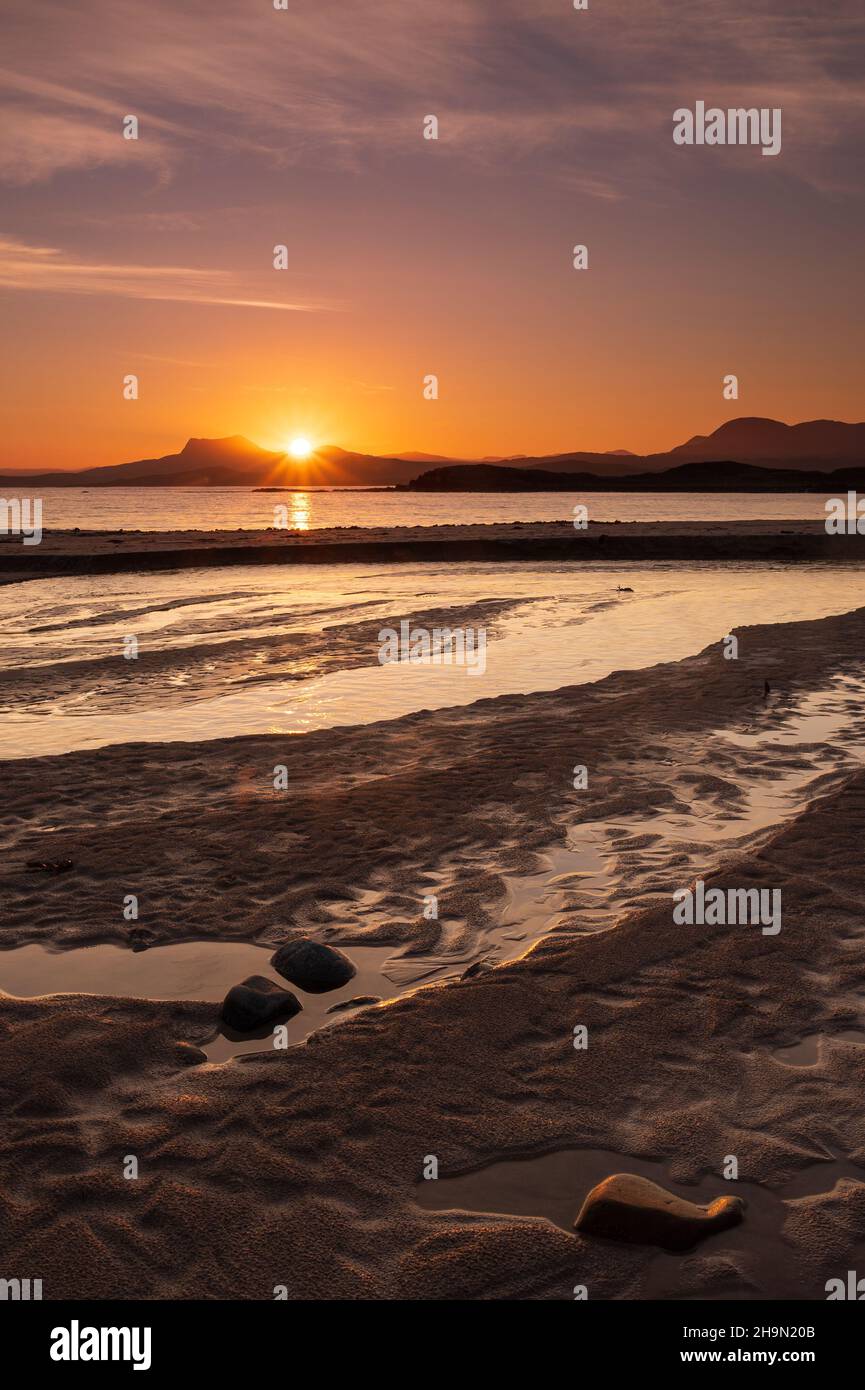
2,436 -> 286,488
1,417 -> 862,488
671,417 -> 865,463
403,458 -> 865,493
0,437 -> 420,488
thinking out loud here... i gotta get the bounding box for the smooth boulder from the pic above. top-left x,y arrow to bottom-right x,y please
270,939 -> 356,993
574,1172 -> 745,1252
220,975 -> 302,1032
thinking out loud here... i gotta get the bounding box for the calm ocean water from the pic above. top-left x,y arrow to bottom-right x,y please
22,487 -> 834,532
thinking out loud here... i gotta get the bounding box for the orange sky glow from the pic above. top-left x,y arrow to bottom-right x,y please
1,0 -> 862,471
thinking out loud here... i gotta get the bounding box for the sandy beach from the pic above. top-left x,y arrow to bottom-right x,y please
4,601 -> 865,1298
2,520 -> 864,585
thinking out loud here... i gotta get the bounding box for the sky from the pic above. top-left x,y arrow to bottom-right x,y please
0,0 -> 862,470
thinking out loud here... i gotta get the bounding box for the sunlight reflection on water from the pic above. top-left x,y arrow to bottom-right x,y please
2,560 -> 864,757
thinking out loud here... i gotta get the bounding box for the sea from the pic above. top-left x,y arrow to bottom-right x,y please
17,486 -> 836,532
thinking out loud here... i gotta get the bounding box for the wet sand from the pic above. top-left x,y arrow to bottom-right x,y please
3,607 -> 865,1298
1,519 -> 863,583
0,596 -> 521,714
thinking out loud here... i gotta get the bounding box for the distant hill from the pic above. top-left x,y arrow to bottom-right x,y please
392,451 -> 462,464
0,437 -> 287,489
2,416 -> 862,488
671,417 -> 865,465
396,451 -> 513,463
507,418 -> 865,478
0,437 -> 421,489
402,459 -> 865,493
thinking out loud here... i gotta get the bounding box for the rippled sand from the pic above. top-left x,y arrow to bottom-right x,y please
4,605 -> 865,1298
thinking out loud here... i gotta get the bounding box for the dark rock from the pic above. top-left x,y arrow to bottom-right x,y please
574,1172 -> 744,1251
25,858 -> 74,874
326,995 -> 381,1014
220,975 -> 302,1032
128,926 -> 156,951
270,939 -> 356,993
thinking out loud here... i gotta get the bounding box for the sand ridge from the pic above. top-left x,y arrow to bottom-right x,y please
2,519 -> 864,583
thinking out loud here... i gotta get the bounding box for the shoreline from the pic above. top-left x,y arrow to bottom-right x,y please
5,604 -> 865,954
3,608 -> 865,1297
2,519 -> 865,582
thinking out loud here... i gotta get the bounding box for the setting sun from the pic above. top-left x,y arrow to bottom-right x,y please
287,436 -> 313,459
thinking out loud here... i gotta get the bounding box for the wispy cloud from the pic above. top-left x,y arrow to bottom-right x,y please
0,68 -> 179,183
0,109 -> 170,185
0,237 -> 323,311
0,0 -> 861,195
